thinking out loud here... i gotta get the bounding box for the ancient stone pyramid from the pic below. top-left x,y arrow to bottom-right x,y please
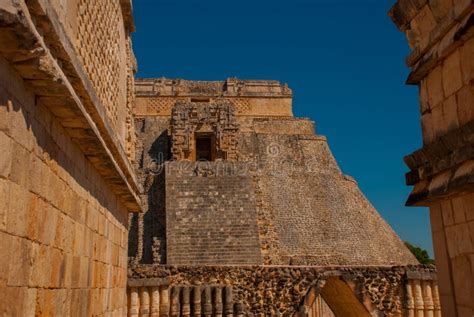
128,77 -> 417,267
125,78 -> 438,316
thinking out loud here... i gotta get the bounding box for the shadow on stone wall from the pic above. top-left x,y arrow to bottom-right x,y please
129,130 -> 170,264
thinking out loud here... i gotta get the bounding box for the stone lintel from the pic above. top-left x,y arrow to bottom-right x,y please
128,278 -> 170,288
406,269 -> 438,280
135,77 -> 293,98
129,264 -> 437,278
405,169 -> 474,206
404,120 -> 474,206
0,0 -> 142,211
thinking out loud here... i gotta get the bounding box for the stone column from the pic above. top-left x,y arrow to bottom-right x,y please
389,0 -> 474,315
224,286 -> 234,317
405,281 -> 415,317
192,286 -> 202,317
214,286 -> 223,317
431,281 -> 442,317
170,286 -> 181,317
129,287 -> 140,317
412,280 -> 424,317
422,281 -> 434,317
140,287 -> 150,317
202,286 -> 212,317
181,286 -> 191,317
159,286 -> 170,317
150,286 -> 160,317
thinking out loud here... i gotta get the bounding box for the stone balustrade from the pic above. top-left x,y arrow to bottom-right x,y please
127,281 -> 243,317
128,279 -> 442,317
404,279 -> 442,317
127,266 -> 442,317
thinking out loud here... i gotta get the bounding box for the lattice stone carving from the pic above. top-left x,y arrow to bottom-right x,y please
125,36 -> 136,163
147,97 -> 186,115
77,0 -> 122,127
170,101 -> 239,161
230,98 -> 251,114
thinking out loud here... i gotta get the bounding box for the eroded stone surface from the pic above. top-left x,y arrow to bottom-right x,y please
130,81 -> 417,268
129,264 -> 437,316
0,0 -> 138,315
128,78 -> 421,315
390,0 -> 474,315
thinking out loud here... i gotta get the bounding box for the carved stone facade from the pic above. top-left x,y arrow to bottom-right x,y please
127,265 -> 440,317
170,101 -> 239,161
0,0 -> 140,315
390,0 -> 473,315
125,37 -> 137,164
134,78 -> 294,118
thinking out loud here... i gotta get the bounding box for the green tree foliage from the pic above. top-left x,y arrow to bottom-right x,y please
405,242 -> 435,265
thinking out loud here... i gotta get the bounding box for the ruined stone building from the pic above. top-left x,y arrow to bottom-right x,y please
0,0 -> 140,315
0,0 -> 453,316
390,0 -> 474,316
126,78 -> 440,316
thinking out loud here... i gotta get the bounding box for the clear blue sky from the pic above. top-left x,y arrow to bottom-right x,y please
132,0 -> 433,256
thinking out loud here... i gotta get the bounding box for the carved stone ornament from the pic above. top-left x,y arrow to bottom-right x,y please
169,100 -> 239,161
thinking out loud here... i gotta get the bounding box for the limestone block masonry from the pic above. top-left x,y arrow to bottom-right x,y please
390,0 -> 474,315
0,0 -> 140,315
165,162 -> 262,265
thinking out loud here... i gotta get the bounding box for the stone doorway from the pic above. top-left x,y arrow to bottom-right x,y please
195,133 -> 215,161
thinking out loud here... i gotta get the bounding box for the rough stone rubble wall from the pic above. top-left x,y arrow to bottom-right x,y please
127,265 -> 439,316
390,0 -> 474,315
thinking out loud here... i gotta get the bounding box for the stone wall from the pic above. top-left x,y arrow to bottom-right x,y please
424,193 -> 474,316
0,55 -> 129,316
390,0 -> 473,315
129,79 -> 421,316
42,0 -> 136,154
12,0 -> 140,188
134,78 -> 293,117
241,130 -> 417,266
128,264 -> 439,316
252,117 -> 315,135
127,117 -> 170,265
0,0 -> 140,315
130,107 -> 417,267
165,162 -> 262,265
